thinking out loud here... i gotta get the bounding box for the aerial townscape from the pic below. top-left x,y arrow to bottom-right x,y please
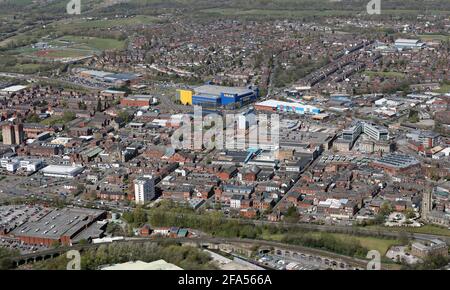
0,0 -> 449,273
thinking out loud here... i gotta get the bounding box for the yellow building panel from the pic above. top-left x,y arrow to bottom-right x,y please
178,89 -> 193,105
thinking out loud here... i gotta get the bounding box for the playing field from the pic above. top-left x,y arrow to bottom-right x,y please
14,35 -> 125,62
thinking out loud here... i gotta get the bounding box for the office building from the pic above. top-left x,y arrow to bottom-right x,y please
340,121 -> 389,148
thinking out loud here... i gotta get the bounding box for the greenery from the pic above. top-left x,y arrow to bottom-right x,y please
282,232 -> 368,258
122,207 -> 148,227
32,242 -> 215,270
364,224 -> 450,237
0,248 -> 19,270
40,111 -> 76,126
402,254 -> 449,270
145,201 -> 401,258
408,109 -> 420,123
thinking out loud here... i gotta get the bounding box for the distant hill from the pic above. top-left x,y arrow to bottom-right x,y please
0,0 -> 449,19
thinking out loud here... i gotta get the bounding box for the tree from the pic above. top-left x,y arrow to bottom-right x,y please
404,208 -> 416,219
408,109 -> 419,123
25,113 -> 41,123
379,202 -> 393,216
284,205 -> 299,223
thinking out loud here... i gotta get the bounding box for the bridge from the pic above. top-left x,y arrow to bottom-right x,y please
11,237 -> 380,270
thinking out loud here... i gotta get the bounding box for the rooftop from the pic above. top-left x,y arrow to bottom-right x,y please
195,85 -> 254,96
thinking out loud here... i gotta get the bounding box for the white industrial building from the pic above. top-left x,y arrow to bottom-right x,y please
0,85 -> 28,96
395,39 -> 425,50
41,165 -> 84,178
0,157 -> 44,173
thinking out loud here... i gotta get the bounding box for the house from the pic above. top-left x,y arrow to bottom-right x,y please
230,194 -> 244,209
218,166 -> 238,181
139,224 -> 152,236
240,208 -> 258,219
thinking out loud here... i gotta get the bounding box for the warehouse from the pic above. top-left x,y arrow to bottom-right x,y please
371,154 -> 420,174
395,39 -> 425,50
0,85 -> 28,96
41,165 -> 84,178
78,69 -> 141,85
10,207 -> 107,246
177,85 -> 258,106
254,100 -> 322,115
121,95 -> 153,107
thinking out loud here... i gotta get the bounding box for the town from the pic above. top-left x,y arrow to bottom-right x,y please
0,0 -> 449,272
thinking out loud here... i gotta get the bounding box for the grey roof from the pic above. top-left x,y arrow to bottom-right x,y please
194,85 -> 254,96
11,208 -> 105,240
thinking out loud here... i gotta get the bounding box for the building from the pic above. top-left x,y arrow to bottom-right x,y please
10,207 -> 106,246
178,85 -> 258,107
0,85 -> 27,96
342,121 -> 388,144
78,69 -> 141,85
342,122 -> 364,144
371,154 -> 420,174
411,239 -> 448,259
2,123 -> 24,145
101,89 -> 127,98
28,143 -> 64,157
41,165 -> 84,178
121,95 -> 153,107
2,124 -> 15,145
134,176 -> 155,204
407,131 -> 440,149
255,100 -> 321,115
363,123 -> 389,142
177,89 -> 194,105
395,39 -> 425,50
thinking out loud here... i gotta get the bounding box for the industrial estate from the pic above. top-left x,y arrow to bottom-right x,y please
0,0 -> 449,274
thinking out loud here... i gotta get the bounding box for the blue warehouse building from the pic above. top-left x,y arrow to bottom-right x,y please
191,85 -> 258,107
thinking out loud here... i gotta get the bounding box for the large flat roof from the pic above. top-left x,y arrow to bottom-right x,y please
395,39 -> 420,44
11,207 -> 105,240
194,85 -> 254,96
256,99 -> 320,110
41,165 -> 84,175
1,85 -> 27,93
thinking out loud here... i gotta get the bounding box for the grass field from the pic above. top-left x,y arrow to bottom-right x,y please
366,224 -> 450,237
330,234 -> 399,255
52,35 -> 125,51
418,34 -> 450,42
434,84 -> 450,94
261,230 -> 400,255
364,70 -> 406,78
53,15 -> 161,30
12,35 -> 125,62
